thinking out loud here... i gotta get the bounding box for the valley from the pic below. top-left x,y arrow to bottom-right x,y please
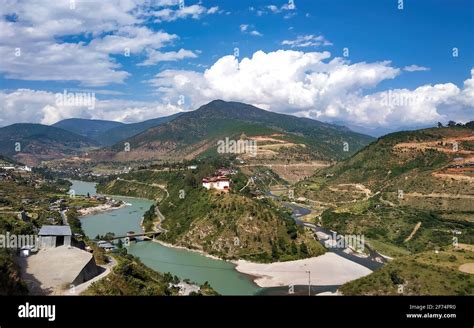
0,101 -> 472,296
1,1 -> 473,325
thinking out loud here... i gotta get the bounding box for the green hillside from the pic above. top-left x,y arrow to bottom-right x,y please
84,253 -> 217,296
293,123 -> 474,295
297,124 -> 474,213
96,178 -> 166,200
96,112 -> 182,146
96,161 -> 325,262
0,123 -> 98,165
53,118 -> 124,142
156,167 -> 325,262
320,196 -> 474,257
0,155 -> 19,166
96,100 -> 373,162
340,247 -> 474,295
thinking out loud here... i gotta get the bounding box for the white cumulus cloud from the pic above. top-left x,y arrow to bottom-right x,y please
0,0 -> 198,85
147,50 -> 474,128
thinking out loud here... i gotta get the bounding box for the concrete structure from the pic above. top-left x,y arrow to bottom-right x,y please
202,176 -> 230,191
18,246 -> 101,295
38,225 -> 72,248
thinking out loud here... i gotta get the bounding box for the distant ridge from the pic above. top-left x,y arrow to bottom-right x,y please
96,100 -> 374,162
0,123 -> 98,165
96,112 -> 183,146
53,118 -> 124,141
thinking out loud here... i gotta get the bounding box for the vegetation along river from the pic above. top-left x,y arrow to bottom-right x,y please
71,180 -> 260,295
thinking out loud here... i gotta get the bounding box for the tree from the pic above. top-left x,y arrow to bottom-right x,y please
286,219 -> 298,239
448,120 -> 456,127
184,172 -> 197,188
299,242 -> 309,257
271,242 -> 279,260
390,271 -> 405,285
437,122 -> 443,128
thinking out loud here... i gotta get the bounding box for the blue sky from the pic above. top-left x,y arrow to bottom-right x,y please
0,0 -> 472,133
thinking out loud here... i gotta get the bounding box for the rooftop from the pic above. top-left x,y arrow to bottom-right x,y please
38,225 -> 72,236
202,176 -> 230,182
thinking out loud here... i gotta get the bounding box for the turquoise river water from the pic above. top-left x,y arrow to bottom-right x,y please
71,180 -> 260,295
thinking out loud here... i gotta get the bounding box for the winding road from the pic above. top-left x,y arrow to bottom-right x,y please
268,191 -> 386,271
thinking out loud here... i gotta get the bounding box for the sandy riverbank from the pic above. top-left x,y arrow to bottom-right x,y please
234,252 -> 372,288
78,202 -> 127,216
150,237 -> 372,288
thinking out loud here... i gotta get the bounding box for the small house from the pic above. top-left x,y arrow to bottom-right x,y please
38,225 -> 72,248
97,242 -> 117,252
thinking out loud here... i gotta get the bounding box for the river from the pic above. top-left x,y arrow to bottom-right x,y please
71,180 -> 260,295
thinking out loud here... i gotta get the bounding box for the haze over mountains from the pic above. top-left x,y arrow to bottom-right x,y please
0,100 -> 374,165
52,113 -> 183,146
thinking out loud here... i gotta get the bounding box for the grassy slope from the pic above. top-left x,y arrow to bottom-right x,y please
104,100 -> 374,162
341,248 -> 474,295
100,162 -> 324,262
321,196 -> 474,257
83,254 -> 172,296
84,253 -> 218,296
156,166 -> 324,262
296,125 -> 474,294
297,126 -> 474,257
299,126 -> 473,193
0,123 -> 97,158
97,179 -> 165,200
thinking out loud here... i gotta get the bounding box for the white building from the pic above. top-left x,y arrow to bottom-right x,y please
38,225 -> 72,248
202,176 -> 230,192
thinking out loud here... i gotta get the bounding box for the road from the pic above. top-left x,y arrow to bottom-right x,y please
267,192 -> 386,271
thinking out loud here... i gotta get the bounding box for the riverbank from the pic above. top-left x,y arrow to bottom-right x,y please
149,239 -> 224,261
234,252 -> 373,288
150,235 -> 372,289
78,202 -> 128,216
145,203 -> 372,289
72,180 -> 371,295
